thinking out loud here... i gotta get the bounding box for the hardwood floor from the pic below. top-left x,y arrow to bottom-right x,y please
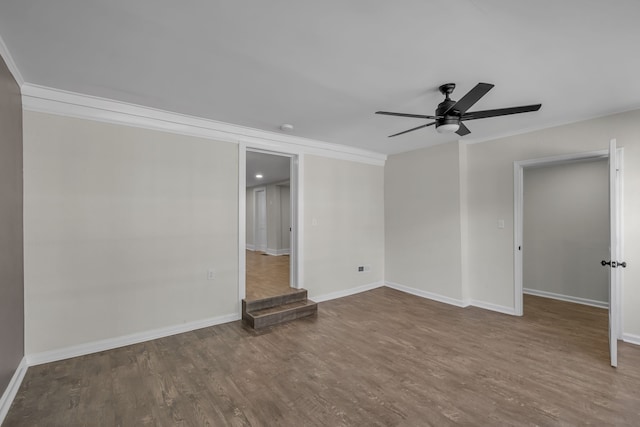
5,289 -> 640,426
245,250 -> 294,301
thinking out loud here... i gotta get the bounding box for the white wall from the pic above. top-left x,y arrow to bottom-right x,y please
466,109 -> 640,337
385,142 -> 464,301
304,155 -> 385,298
523,160 -> 608,303
23,111 -> 239,354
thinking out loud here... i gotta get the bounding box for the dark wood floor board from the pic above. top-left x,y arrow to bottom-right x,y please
5,289 -> 640,426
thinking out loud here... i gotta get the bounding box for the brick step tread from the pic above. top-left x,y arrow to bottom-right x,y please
248,299 -> 316,318
244,299 -> 317,329
243,288 -> 308,312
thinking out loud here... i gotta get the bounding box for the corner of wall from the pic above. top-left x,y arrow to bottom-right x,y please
458,142 -> 470,302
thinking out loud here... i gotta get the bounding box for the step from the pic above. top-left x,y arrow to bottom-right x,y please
243,299 -> 318,329
243,288 -> 308,313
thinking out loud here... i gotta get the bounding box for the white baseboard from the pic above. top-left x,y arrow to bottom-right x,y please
27,313 -> 240,366
0,356 -> 27,425
246,244 -> 255,251
524,288 -> 608,309
312,281 -> 384,303
468,299 -> 516,316
265,248 -> 290,256
623,333 -> 640,346
384,281 -> 516,315
384,281 -> 468,307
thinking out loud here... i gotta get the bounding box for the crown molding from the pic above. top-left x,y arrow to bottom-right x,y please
0,33 -> 24,87
21,84 -> 386,166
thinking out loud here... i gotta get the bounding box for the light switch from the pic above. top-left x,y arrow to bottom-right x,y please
497,219 -> 505,229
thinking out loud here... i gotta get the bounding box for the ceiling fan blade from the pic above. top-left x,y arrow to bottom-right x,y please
444,83 -> 494,115
456,122 -> 471,136
376,111 -> 437,120
462,104 -> 542,121
388,122 -> 436,137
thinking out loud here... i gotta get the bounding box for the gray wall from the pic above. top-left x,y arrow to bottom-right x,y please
24,111 -> 239,354
0,55 -> 24,394
385,141 -> 465,301
523,160 -> 608,303
23,111 -> 385,354
304,155 -> 385,299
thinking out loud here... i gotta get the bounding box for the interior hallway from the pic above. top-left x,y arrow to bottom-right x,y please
245,250 -> 293,301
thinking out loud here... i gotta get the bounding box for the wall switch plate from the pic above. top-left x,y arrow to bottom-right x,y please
497,219 -> 505,229
207,268 -> 215,280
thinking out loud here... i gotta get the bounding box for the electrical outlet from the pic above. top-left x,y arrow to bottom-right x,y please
207,268 -> 215,280
358,266 -> 364,272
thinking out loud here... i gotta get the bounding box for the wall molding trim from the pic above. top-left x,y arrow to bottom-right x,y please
524,288 -> 608,309
0,34 -> 24,87
312,281 -> 384,303
0,357 -> 27,425
246,244 -> 255,251
623,333 -> 640,346
21,84 -> 386,166
467,299 -> 516,316
265,248 -> 290,256
384,281 -> 517,315
26,313 -> 240,367
384,281 -> 468,307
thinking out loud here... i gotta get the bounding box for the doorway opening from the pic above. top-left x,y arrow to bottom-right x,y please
514,143 -> 624,366
522,158 -> 609,308
243,149 -> 299,302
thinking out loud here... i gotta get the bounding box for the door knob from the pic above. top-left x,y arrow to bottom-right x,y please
602,260 -> 628,268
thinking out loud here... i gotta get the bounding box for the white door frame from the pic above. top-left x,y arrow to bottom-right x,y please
238,145 -> 303,307
513,147 -> 624,339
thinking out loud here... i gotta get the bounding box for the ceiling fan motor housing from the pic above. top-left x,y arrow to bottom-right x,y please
436,99 -> 460,129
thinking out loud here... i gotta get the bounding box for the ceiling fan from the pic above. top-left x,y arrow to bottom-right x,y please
376,83 -> 541,137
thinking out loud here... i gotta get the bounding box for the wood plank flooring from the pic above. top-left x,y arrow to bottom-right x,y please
5,289 -> 640,426
245,250 -> 294,301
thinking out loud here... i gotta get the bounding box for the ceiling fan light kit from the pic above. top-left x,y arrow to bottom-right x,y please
376,82 -> 541,138
435,123 -> 459,133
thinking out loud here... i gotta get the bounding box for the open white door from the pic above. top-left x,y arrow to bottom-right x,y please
607,139 -> 619,368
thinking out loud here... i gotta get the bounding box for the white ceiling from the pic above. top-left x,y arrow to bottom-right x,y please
246,151 -> 290,187
1,1 -> 640,155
